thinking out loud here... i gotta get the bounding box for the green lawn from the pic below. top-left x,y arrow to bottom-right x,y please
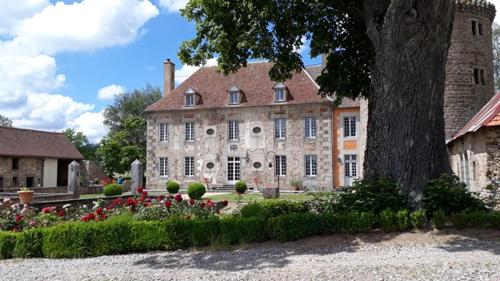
204,192 -> 314,203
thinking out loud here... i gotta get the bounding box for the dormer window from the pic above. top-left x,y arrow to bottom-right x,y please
228,85 -> 240,105
273,83 -> 287,102
185,88 -> 196,107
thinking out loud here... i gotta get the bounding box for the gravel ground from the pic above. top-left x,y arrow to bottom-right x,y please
1,230 -> 500,281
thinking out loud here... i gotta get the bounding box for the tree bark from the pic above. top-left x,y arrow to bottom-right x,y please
363,0 -> 454,207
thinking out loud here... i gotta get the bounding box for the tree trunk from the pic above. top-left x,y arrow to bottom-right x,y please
363,0 -> 454,207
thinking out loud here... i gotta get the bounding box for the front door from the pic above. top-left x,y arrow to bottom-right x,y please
227,157 -> 241,185
344,154 -> 358,187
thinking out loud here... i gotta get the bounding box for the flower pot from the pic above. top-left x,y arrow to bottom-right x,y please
292,186 -> 300,191
17,190 -> 34,204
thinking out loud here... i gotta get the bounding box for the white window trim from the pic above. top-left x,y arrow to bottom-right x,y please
228,91 -> 240,105
185,94 -> 195,107
228,120 -> 239,141
274,118 -> 286,139
344,154 -> 358,178
305,155 -> 317,177
343,115 -> 357,138
305,117 -> 317,139
159,157 -> 168,177
158,123 -> 168,143
185,157 -> 195,177
185,122 -> 195,141
275,155 -> 287,176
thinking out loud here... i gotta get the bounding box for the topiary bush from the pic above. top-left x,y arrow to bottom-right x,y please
187,183 -> 206,200
235,181 -> 248,194
423,174 -> 485,216
103,184 -> 123,196
166,180 -> 180,194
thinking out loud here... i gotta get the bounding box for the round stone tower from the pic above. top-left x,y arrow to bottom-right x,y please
444,0 -> 496,140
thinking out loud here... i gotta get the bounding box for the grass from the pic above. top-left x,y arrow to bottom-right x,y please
204,192 -> 314,203
79,192 -> 131,199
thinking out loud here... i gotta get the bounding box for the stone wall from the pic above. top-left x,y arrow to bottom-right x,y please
486,126 -> 500,181
358,98 -> 369,178
146,103 -> 333,191
0,157 -> 44,190
444,4 -> 496,139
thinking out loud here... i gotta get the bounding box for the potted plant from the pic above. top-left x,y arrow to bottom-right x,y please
290,179 -> 302,191
17,187 -> 34,204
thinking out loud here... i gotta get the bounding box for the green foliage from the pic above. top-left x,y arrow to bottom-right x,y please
484,180 -> 500,209
449,210 -> 500,229
379,209 -> 397,232
334,177 -> 409,213
103,184 -> 123,196
410,210 -> 427,229
187,183 -> 206,200
62,128 -> 98,160
235,181 -> 248,194
240,200 -> 308,219
219,216 -> 267,245
133,206 -> 170,221
0,232 -> 19,259
166,180 -> 180,194
423,174 -> 486,216
432,210 -> 446,230
304,192 -> 339,214
0,114 -> 13,127
179,1 -> 372,102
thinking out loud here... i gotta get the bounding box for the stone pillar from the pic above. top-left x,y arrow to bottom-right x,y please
68,161 -> 80,199
131,159 -> 144,195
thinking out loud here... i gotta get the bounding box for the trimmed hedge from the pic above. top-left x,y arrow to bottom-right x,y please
240,200 -> 308,219
166,181 -> 180,194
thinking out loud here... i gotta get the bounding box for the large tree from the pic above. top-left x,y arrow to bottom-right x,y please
493,23 -> 500,90
0,114 -> 13,127
62,128 -> 98,160
178,0 -> 454,205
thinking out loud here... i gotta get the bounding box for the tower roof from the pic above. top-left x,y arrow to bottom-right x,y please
455,0 -> 496,21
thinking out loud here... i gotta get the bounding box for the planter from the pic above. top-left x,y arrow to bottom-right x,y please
262,187 -> 279,199
291,185 -> 300,191
17,190 -> 34,204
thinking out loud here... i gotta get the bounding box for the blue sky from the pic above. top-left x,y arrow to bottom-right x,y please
0,0 -> 320,143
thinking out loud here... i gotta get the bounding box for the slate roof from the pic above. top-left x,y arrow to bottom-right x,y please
146,62 -> 329,112
0,127 -> 84,159
449,93 -> 500,142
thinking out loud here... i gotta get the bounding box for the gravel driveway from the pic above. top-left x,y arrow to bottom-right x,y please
1,230 -> 499,281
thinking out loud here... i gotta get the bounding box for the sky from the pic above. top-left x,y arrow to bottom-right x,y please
0,0 -> 499,143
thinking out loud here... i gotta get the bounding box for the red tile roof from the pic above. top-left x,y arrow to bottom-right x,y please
146,62 -> 329,112
449,93 -> 500,142
0,127 -> 84,159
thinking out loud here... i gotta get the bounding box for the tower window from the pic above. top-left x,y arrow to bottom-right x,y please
473,68 -> 486,85
12,158 -> 19,170
472,20 -> 477,36
472,20 -> 483,36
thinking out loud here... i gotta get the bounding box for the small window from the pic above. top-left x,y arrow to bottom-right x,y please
343,116 -> 357,137
12,158 -> 19,170
344,154 -> 358,178
158,123 -> 168,142
253,127 -> 261,134
473,68 -> 486,85
185,157 -> 194,176
274,118 -> 286,139
275,89 -> 286,102
275,156 -> 287,176
253,162 -> 262,169
159,157 -> 168,177
472,161 -> 477,181
478,23 -> 483,35
305,117 -> 317,138
185,122 -> 195,141
13,177 -> 18,186
26,177 -> 34,188
206,162 -> 215,169
185,94 -> 195,107
305,155 -> 317,176
228,120 -> 239,140
206,128 -> 215,135
472,20 -> 477,36
229,91 -> 239,105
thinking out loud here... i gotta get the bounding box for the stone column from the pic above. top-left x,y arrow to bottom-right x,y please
131,159 -> 144,195
68,161 -> 81,199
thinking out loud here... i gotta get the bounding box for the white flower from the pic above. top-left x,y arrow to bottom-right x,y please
62,204 -> 71,209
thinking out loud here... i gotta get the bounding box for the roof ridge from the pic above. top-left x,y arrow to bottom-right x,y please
0,126 -> 64,135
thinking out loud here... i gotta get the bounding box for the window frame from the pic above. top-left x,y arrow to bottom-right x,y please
228,120 -> 239,141
185,94 -> 195,107
343,116 -> 357,138
228,91 -> 240,105
304,117 -> 317,138
184,157 -> 195,177
305,155 -> 317,177
185,122 -> 195,141
158,123 -> 168,143
275,155 -> 287,176
274,118 -> 286,139
344,154 -> 358,178
159,157 -> 168,177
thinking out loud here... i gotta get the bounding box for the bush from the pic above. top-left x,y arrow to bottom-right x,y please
235,181 -> 248,194
305,192 -> 339,214
187,183 -> 206,200
219,216 -> 267,244
240,200 -> 308,219
423,174 -> 485,216
0,232 -> 19,259
432,210 -> 446,229
334,176 -> 409,213
166,181 -> 180,194
410,210 -> 427,229
266,213 -> 322,241
103,184 -> 123,196
379,209 -> 398,232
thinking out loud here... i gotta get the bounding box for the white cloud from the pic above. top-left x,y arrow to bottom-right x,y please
0,0 -> 158,143
158,0 -> 188,13
98,84 -> 126,100
175,58 -> 218,84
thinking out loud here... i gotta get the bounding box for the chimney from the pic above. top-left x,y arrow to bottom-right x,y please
163,59 -> 175,96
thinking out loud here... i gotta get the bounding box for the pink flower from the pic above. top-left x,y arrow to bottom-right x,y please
29,220 -> 36,227
174,194 -> 183,202
189,198 -> 195,205
200,202 -> 206,209
207,200 -> 214,208
41,206 -> 56,213
165,200 -> 172,208
57,209 -> 65,217
15,214 -> 23,222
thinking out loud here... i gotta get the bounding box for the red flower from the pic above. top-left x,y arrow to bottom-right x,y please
222,200 -> 229,207
142,191 -> 148,196
165,200 -> 172,208
189,198 -> 195,205
81,213 -> 96,222
156,196 -> 163,202
41,206 -> 56,213
127,198 -> 138,207
207,200 -> 214,208
200,202 -> 206,209
137,186 -> 144,194
57,209 -> 65,217
174,194 -> 183,202
100,213 -> 107,220
96,207 -> 104,216
140,194 -> 146,202
15,214 -> 23,222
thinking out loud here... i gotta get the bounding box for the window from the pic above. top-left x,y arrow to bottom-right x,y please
12,177 -> 18,186
252,127 -> 262,134
185,94 -> 195,107
229,91 -> 239,104
472,20 -> 477,36
478,23 -> 483,35
185,157 -> 194,176
253,162 -> 262,169
12,158 -> 19,170
343,116 -> 357,137
305,117 -> 317,138
472,20 -> 483,36
275,155 -> 287,176
344,154 -> 358,178
305,155 -> 317,176
472,161 -> 477,181
185,122 -> 195,141
26,177 -> 34,188
158,123 -> 168,142
206,128 -> 215,135
159,157 -> 168,177
274,118 -> 286,139
275,89 -> 286,102
206,162 -> 215,169
228,120 -> 239,140
474,68 -> 486,85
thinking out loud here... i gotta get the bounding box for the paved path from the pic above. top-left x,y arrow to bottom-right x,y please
1,230 -> 499,281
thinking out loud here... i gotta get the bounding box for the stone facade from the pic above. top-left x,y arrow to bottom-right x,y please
448,126 -> 500,193
146,103 -> 333,191
0,157 -> 44,191
444,1 -> 496,140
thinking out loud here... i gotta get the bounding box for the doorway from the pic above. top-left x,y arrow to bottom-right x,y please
227,157 -> 241,185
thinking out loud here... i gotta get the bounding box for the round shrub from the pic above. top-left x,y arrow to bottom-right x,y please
235,181 -> 248,194
103,184 -> 123,196
166,180 -> 180,194
187,183 -> 206,200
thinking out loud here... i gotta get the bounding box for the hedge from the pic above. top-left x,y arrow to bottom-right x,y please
2,210 -> 499,259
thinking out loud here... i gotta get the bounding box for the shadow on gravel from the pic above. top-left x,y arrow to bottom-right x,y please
436,229 -> 500,256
